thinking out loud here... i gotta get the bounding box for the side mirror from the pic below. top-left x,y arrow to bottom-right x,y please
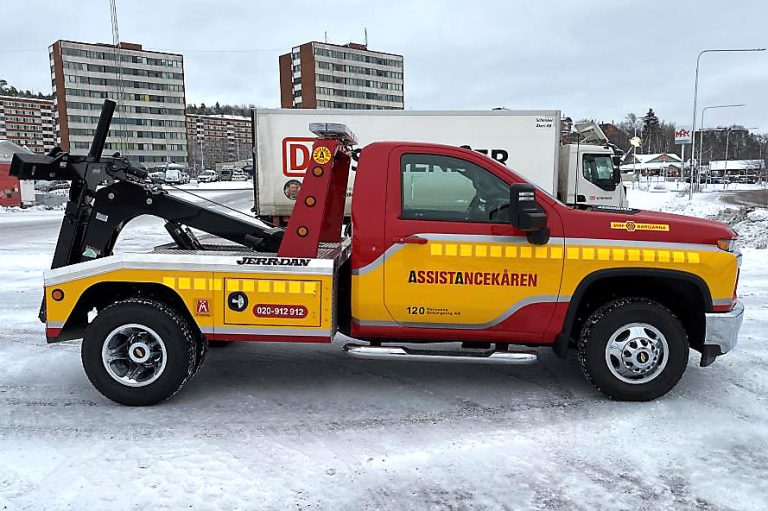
613,166 -> 622,185
509,183 -> 549,244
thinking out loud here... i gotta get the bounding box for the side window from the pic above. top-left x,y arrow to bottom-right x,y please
400,153 -> 510,222
582,154 -> 617,191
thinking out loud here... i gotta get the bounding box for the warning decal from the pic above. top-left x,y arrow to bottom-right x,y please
312,146 -> 332,164
195,299 -> 210,316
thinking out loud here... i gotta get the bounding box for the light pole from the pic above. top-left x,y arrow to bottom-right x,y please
699,104 -> 745,181
724,127 -> 752,184
199,136 -> 204,172
688,48 -> 765,199
629,126 -> 641,187
698,127 -> 726,184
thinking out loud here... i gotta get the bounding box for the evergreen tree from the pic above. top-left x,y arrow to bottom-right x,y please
642,109 -> 661,153
0,79 -> 53,99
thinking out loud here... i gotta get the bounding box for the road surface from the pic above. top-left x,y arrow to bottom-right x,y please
720,188 -> 768,208
1,189 -> 767,510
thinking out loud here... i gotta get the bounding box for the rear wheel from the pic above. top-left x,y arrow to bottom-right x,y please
82,298 -> 198,406
578,297 -> 689,401
193,330 -> 209,372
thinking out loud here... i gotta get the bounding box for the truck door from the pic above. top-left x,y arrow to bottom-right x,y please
382,146 -> 565,342
578,152 -> 622,206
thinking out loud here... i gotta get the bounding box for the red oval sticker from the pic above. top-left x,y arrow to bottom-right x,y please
253,304 -> 308,319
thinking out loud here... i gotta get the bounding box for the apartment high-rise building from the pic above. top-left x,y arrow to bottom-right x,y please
0,95 -> 55,154
49,40 -> 187,166
186,113 -> 252,170
279,41 -> 404,110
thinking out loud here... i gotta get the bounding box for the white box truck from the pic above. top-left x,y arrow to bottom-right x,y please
252,109 -> 627,223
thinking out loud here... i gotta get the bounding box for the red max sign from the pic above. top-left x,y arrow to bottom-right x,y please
282,137 -> 315,177
674,128 -> 691,144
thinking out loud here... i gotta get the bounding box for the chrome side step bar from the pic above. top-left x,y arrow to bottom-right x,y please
343,344 -> 538,365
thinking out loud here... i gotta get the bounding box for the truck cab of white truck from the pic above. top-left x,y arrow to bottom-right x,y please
557,121 -> 627,208
558,143 -> 627,207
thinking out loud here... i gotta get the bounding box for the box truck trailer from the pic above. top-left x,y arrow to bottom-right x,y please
252,110 -> 627,223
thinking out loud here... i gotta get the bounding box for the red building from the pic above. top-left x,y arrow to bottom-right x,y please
0,162 -> 21,207
0,140 -> 34,207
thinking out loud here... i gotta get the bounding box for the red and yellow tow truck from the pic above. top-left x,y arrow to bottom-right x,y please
11,100 -> 743,405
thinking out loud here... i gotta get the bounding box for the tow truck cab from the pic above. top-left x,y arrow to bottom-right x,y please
348,141 -> 741,360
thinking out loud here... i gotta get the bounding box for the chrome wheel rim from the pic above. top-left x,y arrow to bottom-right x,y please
605,322 -> 668,384
101,324 -> 167,387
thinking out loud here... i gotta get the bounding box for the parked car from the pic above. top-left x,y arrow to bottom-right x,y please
232,169 -> 248,181
197,170 -> 218,183
739,175 -> 758,184
219,168 -> 233,181
34,180 -> 70,192
180,171 -> 190,184
164,169 -> 182,184
149,171 -> 166,183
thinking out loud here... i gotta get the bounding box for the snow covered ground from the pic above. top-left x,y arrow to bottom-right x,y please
1,188 -> 767,510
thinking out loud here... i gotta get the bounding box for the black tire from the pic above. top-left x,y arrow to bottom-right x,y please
193,330 -> 209,373
578,297 -> 689,401
82,298 -> 197,406
208,340 -> 233,348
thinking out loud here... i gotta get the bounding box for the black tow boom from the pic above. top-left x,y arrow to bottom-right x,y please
10,99 -> 284,272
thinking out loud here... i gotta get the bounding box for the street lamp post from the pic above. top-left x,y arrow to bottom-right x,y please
633,125 -> 638,182
724,127 -> 751,184
698,127 -> 726,184
199,136 -> 204,171
688,48 -> 765,199
699,104 -> 745,187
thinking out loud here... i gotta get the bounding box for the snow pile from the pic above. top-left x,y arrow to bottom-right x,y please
731,208 -> 768,249
748,208 -> 768,222
627,188 -> 738,218
627,188 -> 768,249
699,207 -> 768,250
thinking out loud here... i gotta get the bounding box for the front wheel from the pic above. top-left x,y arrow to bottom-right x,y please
578,298 -> 689,401
82,298 -> 199,406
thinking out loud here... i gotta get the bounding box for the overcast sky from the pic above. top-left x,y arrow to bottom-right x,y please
2,0 -> 767,131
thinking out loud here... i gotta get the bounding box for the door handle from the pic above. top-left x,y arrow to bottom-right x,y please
392,236 -> 428,245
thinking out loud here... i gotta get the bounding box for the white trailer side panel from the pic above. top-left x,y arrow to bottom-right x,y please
254,109 -> 560,217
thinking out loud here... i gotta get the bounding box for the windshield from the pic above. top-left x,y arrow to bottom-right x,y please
582,154 -> 616,191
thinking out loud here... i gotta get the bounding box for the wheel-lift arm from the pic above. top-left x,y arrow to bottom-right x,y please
81,180 -> 284,261
9,100 -> 284,271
